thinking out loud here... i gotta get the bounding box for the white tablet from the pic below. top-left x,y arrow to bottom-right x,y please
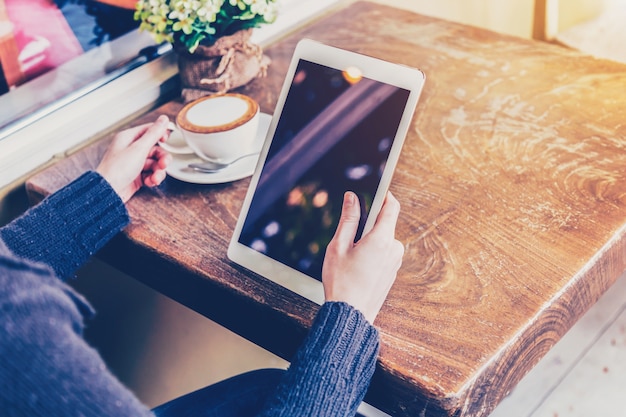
228,39 -> 425,304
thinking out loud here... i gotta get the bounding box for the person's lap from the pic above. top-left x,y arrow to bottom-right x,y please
152,367 -> 369,417
152,368 -> 285,417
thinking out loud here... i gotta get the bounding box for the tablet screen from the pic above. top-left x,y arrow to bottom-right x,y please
237,58 -> 411,281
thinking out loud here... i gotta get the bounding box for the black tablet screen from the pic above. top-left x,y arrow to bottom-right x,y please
238,59 -> 410,281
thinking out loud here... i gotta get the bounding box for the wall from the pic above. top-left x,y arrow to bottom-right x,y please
73,259 -> 287,408
558,0 -> 607,31
370,0 -> 533,38
369,0 -> 608,39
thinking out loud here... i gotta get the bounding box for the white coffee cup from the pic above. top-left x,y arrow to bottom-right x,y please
173,93 -> 260,162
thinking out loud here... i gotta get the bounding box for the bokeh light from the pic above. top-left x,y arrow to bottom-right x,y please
312,190 -> 329,207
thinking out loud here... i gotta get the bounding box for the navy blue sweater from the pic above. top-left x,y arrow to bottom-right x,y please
0,172 -> 379,416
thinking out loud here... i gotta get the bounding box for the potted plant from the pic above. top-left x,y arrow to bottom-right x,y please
134,0 -> 279,99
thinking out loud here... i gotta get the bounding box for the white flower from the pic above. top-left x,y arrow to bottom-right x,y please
135,0 -> 280,53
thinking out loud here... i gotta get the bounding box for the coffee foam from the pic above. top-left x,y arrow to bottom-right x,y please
186,96 -> 249,127
177,93 -> 259,134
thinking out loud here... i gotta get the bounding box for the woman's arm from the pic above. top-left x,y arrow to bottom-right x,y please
259,192 -> 404,416
0,240 -> 155,416
259,301 -> 378,417
0,115 -> 171,279
0,171 -> 129,279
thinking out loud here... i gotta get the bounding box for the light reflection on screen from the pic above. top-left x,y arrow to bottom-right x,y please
239,59 -> 410,281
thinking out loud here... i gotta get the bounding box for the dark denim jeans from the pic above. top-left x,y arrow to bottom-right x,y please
152,367 -> 369,417
152,368 -> 285,417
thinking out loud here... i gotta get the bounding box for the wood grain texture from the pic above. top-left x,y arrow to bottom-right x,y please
25,2 -> 626,416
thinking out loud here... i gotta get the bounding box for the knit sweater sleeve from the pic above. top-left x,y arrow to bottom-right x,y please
259,301 -> 379,417
0,171 -> 152,416
0,171 -> 129,280
0,241 -> 154,416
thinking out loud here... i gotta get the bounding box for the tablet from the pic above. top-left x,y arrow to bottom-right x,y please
228,39 -> 425,304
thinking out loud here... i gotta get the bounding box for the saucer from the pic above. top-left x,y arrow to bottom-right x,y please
166,112 -> 271,184
161,126 -> 193,154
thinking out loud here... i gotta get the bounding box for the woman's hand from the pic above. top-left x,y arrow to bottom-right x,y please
97,115 -> 172,202
322,191 -> 404,324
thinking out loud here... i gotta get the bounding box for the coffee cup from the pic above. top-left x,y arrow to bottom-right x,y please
171,93 -> 260,162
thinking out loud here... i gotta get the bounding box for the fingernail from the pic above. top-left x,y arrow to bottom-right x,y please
157,115 -> 169,125
345,191 -> 355,206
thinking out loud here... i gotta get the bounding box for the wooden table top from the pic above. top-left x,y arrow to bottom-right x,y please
25,2 -> 626,416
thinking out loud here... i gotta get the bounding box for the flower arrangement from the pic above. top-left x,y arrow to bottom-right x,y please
134,0 -> 279,53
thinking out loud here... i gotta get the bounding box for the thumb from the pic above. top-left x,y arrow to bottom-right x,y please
133,115 -> 169,152
331,192 -> 361,250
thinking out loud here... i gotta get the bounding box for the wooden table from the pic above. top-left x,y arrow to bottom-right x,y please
25,2 -> 626,416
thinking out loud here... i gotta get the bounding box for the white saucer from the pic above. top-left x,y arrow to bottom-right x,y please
161,126 -> 193,154
166,112 -> 271,184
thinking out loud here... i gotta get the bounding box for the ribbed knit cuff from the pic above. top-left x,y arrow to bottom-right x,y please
260,301 -> 379,417
304,301 -> 380,378
0,171 -> 129,279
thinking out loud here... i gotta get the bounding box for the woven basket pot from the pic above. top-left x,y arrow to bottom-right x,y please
175,29 -> 270,102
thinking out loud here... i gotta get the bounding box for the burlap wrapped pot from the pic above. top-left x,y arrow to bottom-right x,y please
175,29 -> 270,102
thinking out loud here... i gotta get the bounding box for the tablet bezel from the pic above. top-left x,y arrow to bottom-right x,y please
227,39 -> 425,304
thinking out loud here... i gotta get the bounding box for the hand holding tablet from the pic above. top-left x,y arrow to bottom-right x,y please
322,191 -> 404,323
228,39 -> 425,305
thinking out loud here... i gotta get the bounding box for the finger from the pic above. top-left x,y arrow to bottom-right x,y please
151,146 -> 172,169
145,169 -> 167,187
109,123 -> 153,151
330,191 -> 361,250
142,160 -> 167,180
142,148 -> 172,173
143,159 -> 157,173
132,115 -> 170,153
370,192 -> 401,238
142,172 -> 155,188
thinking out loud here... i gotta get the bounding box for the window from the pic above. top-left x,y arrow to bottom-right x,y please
0,0 -> 167,139
0,0 -> 340,187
